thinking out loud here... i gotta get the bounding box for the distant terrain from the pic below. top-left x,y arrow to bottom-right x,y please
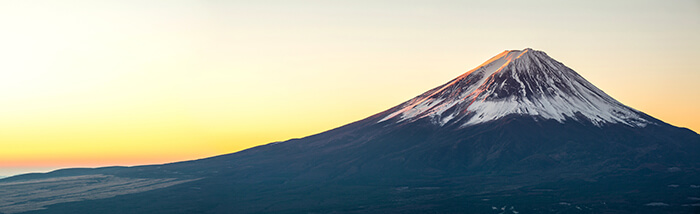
0,175 -> 197,214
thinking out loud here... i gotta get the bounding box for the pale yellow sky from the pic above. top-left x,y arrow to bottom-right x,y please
0,0 -> 698,176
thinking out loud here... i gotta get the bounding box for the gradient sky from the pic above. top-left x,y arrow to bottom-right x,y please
1,0 -> 698,176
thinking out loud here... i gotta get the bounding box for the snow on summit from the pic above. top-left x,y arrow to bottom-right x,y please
378,48 -> 650,127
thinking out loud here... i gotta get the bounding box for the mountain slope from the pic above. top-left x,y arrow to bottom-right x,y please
2,49 -> 699,214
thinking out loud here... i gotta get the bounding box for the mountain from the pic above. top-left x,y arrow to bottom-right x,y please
1,48 -> 699,214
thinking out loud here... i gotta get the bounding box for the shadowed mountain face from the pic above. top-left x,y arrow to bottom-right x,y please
2,49 -> 699,214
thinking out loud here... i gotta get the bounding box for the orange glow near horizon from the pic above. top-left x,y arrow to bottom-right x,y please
1,1 -> 698,176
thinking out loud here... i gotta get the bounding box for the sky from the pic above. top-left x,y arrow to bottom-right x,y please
0,0 -> 698,177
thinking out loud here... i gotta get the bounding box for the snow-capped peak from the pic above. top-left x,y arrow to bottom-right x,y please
378,48 -> 650,127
